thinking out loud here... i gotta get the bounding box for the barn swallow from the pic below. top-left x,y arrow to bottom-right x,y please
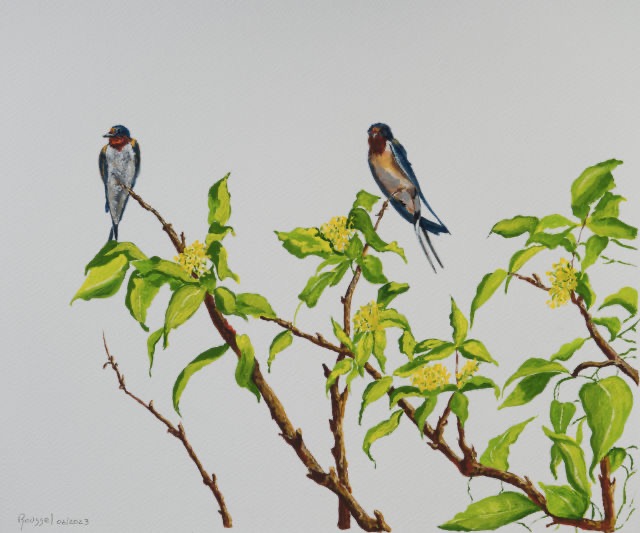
367,123 -> 449,272
99,125 -> 140,241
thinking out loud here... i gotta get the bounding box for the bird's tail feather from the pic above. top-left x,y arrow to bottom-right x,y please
422,226 -> 444,269
109,223 -> 118,241
414,222 -> 437,273
419,216 -> 449,235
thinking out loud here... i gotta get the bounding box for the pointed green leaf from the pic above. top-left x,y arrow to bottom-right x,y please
490,216 -> 538,238
505,246 -> 545,292
504,358 -> 569,389
362,410 -> 403,465
394,344 -> 456,377
267,330 -> 293,371
415,395 -> 438,437
527,228 -> 574,250
207,242 -> 239,283
205,221 -> 235,245
571,159 -> 621,220
276,227 -> 332,259
345,234 -> 364,260
592,192 -> 625,220
550,444 -> 562,479
359,377 -> 393,424
450,298 -> 468,346
125,271 -> 162,331
208,174 -> 231,226
235,334 -> 260,401
132,257 -> 196,285
439,492 -> 540,531
378,308 -> 410,331
84,241 -> 147,272
398,330 -> 416,359
72,254 -> 129,303
353,190 -> 380,212
479,417 -> 535,471
540,484 -> 589,519
213,286 -> 237,315
592,316 -> 621,341
298,271 -> 334,307
450,392 -> 469,426
414,338 -> 447,354
581,235 -> 609,270
329,260 -> 351,286
331,318 -> 354,351
579,376 -> 633,478
606,448 -> 626,474
587,217 -> 637,240
236,293 -> 276,318
500,374 -> 558,409
372,329 -> 387,372
146,328 -> 164,376
576,272 -> 596,309
457,376 -> 500,398
459,339 -> 498,365
389,386 -> 424,407
172,345 -> 229,415
359,255 -> 388,284
325,359 -> 352,394
349,208 -> 406,261
599,287 -> 637,316
377,281 -> 410,308
550,338 -> 587,361
550,400 -> 576,434
542,428 -> 590,496
470,269 -> 507,326
355,332 -> 374,368
534,215 -> 577,233
164,285 -> 207,346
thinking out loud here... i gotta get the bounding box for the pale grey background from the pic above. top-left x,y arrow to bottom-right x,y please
2,2 -> 639,532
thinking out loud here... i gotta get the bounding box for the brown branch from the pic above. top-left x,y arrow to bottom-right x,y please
124,185 -> 390,531
572,359 -> 618,378
101,334 -> 232,527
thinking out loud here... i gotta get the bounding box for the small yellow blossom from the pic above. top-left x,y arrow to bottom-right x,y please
175,240 -> 209,277
353,301 -> 381,333
412,363 -> 451,392
546,258 -> 578,309
320,216 -> 354,253
456,360 -> 479,388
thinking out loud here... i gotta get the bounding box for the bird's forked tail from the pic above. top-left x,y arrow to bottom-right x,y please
414,221 -> 444,273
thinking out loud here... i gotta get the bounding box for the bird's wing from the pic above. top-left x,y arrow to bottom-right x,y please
389,138 -> 447,229
99,145 -> 109,212
131,139 -> 141,188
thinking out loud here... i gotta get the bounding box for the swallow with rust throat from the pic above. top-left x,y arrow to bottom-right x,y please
99,124 -> 140,241
367,123 -> 449,272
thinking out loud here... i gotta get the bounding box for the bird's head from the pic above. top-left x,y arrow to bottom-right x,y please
368,123 -> 393,154
103,125 -> 132,150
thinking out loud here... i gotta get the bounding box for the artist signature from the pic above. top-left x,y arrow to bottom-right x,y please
17,514 -> 89,530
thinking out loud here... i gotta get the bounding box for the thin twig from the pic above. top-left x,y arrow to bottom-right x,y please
102,334 -> 232,527
572,360 -> 618,378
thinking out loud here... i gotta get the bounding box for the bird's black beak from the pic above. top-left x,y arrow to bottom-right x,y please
103,132 -> 115,138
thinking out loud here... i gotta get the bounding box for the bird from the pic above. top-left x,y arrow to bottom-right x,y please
367,123 -> 449,272
99,125 -> 140,241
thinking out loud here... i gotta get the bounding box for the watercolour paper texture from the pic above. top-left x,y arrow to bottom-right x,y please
3,2 -> 639,532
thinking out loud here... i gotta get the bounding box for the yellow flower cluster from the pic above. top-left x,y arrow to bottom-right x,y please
456,360 -> 479,388
411,363 -> 451,392
546,258 -> 578,309
353,301 -> 381,333
175,240 -> 209,277
320,216 -> 354,253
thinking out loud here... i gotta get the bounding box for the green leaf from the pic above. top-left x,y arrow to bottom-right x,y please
450,298 -> 468,346
172,345 -> 229,415
457,376 -> 500,398
550,400 -> 576,434
345,234 -> 364,260
378,308 -> 410,331
439,492 -> 540,531
389,386 -> 424,407
527,228 -> 574,250
581,235 -> 609,270
208,173 -> 231,226
329,260 -> 351,286
331,318 -> 354,350
414,338 -> 447,353
479,417 -> 535,471
599,287 -> 637,316
325,359 -> 352,394
372,329 -> 387,372
353,190 -> 380,212
298,271 -> 334,307
132,257 -> 196,285
205,221 -> 235,245
550,338 -> 587,361
398,330 -> 416,359
500,374 -> 558,409
359,377 -> 393,424
72,254 -> 130,303
355,332 -> 374,368
275,227 -> 332,259
490,216 -> 538,238
534,214 -> 577,232
571,159 -> 621,220
377,281 -> 409,308
415,395 -> 438,437
163,285 -> 207,346
146,328 -> 163,376
505,246 -> 545,292
470,270 -> 508,326
348,208 -> 406,261
592,316 -> 621,341
542,428 -> 590,496
213,286 -> 237,315
550,444 -> 562,479
540,484 -> 589,519
125,271 -> 162,330
606,448 -> 626,473
450,392 -> 469,426
359,255 -> 388,284
84,241 -> 147,272
394,344 -> 456,377
236,293 -> 276,318
207,242 -> 239,283
267,330 -> 293,371
576,272 -> 596,309
362,410 -> 403,465
504,358 -> 569,389
235,334 -> 260,401
587,217 -> 637,240
579,376 -> 633,478
459,339 -> 498,365
592,192 -> 625,220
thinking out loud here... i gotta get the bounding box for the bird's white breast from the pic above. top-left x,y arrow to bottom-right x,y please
106,144 -> 136,186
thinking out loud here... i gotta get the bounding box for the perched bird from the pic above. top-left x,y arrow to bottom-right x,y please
367,123 -> 449,272
99,125 -> 140,241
